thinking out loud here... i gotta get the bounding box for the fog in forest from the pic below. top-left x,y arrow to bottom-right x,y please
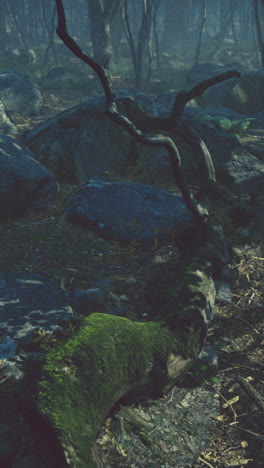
0,2 -> 264,468
0,0 -> 263,92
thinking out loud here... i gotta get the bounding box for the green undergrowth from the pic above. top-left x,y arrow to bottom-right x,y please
198,114 -> 255,140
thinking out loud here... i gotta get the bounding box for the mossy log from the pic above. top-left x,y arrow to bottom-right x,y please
31,238 -> 219,468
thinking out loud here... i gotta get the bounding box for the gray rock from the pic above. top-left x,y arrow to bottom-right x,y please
186,62 -> 230,86
196,345 -> 219,379
23,96 -> 148,184
89,278 -> 116,292
206,78 -> 239,108
184,105 -> 241,121
0,336 -> 17,359
0,48 -> 36,67
0,71 -> 42,115
41,66 -> 94,90
134,92 -> 159,117
0,134 -> 59,218
145,148 -> 175,183
188,119 -> 264,194
227,70 -> 264,113
186,65 -> 264,113
251,110 -> 264,130
66,178 -> 193,246
0,272 -> 74,344
0,100 -> 16,134
155,93 -> 176,117
72,288 -> 105,315
185,62 -> 252,111
107,308 -> 125,316
216,281 -> 233,304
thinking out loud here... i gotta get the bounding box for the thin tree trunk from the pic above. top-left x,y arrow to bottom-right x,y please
253,0 -> 264,66
0,0 -> 7,49
153,0 -> 161,69
42,0 -> 58,67
194,0 -> 207,66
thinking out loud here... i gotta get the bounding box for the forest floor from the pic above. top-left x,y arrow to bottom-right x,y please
1,89 -> 263,468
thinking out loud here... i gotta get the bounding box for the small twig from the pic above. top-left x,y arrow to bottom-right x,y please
235,297 -> 243,306
166,385 -> 176,404
198,456 -> 215,468
211,386 -> 238,420
236,314 -> 260,334
248,292 -> 255,305
252,360 -> 264,368
212,417 -> 264,441
237,377 -> 264,412
221,443 -> 241,455
220,362 -> 263,372
148,425 -> 161,436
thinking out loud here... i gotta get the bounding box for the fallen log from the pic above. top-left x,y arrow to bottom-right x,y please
29,224 -> 224,467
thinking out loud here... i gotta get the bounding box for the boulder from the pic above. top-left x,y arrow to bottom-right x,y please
65,178 -> 193,246
0,100 -> 16,134
23,96 -> 149,184
0,71 -> 42,115
0,271 -> 74,468
253,110 -> 264,128
186,62 -> 241,110
186,64 -> 264,114
145,147 -> 175,183
187,119 -> 264,194
0,48 -> 36,67
227,70 -> 264,113
155,92 -> 176,117
184,105 -> 241,121
41,66 -> 94,90
186,62 -> 229,86
0,272 -> 74,345
0,134 -> 59,218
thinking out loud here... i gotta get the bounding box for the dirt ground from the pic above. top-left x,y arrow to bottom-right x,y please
1,89 -> 263,468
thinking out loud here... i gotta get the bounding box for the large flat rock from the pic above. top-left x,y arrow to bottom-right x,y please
0,272 -> 73,346
23,96 -> 149,184
66,179 -> 193,246
0,134 -> 59,218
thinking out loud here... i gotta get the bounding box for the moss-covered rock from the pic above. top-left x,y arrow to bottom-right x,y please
31,226 -> 219,467
36,314 -> 186,467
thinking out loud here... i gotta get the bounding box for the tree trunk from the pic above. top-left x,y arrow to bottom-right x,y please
194,0 -> 207,66
254,0 -> 264,67
161,0 -> 187,51
0,0 -> 7,49
86,0 -> 113,67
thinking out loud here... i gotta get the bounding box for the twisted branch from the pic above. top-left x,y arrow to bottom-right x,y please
55,0 -> 205,221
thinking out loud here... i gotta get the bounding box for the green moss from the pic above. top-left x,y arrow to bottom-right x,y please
34,225 -> 218,466
36,313 -> 184,467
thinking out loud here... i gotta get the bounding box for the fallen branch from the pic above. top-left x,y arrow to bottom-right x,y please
212,417 -> 264,441
237,377 -> 264,412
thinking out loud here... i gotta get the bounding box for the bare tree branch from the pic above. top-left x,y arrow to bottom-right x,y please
55,0 -> 205,221
171,70 -> 241,120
